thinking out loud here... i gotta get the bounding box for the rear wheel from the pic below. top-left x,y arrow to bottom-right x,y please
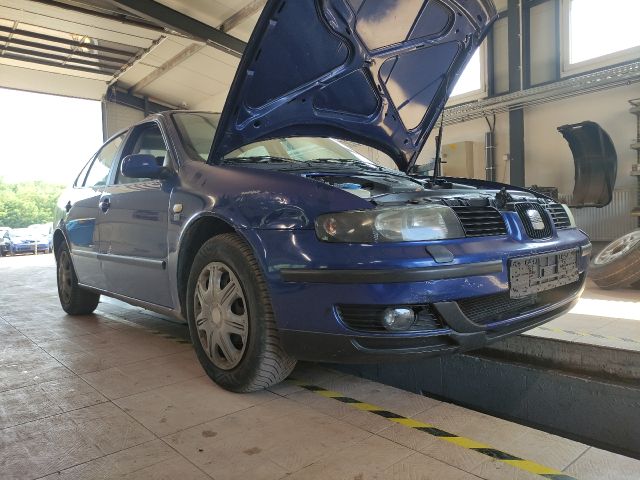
56,243 -> 100,315
186,233 -> 296,392
590,230 -> 640,289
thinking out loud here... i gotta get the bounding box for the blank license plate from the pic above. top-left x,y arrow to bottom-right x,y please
509,249 -> 579,299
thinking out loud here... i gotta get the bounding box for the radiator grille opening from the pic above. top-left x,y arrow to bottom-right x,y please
543,203 -> 572,229
450,206 -> 508,237
513,203 -> 553,239
456,277 -> 583,326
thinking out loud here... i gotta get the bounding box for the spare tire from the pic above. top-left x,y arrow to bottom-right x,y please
590,229 -> 640,289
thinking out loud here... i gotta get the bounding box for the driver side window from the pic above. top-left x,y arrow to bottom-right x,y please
116,123 -> 169,185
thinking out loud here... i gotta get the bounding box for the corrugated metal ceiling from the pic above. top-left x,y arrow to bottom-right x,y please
0,0 -> 264,110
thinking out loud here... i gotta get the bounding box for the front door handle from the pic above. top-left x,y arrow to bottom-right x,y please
65,201 -> 72,213
99,196 -> 111,213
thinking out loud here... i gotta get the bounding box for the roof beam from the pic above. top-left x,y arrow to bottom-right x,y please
129,42 -> 204,93
220,0 -> 266,33
105,87 -> 174,113
0,35 -> 130,63
0,25 -> 139,57
109,0 -> 246,57
1,44 -> 121,69
27,0 -> 165,33
1,52 -> 118,75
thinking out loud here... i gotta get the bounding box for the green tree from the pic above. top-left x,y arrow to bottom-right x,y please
0,178 -> 65,228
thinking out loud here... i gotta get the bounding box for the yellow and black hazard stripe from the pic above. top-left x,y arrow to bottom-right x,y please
295,382 -> 577,480
537,326 -> 640,345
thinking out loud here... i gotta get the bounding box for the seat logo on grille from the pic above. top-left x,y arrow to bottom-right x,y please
526,209 -> 545,230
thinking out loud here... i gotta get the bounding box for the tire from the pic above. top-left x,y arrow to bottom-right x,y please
186,233 -> 296,392
590,229 -> 640,289
56,243 -> 100,315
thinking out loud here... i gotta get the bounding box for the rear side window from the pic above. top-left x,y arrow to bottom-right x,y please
83,134 -> 125,188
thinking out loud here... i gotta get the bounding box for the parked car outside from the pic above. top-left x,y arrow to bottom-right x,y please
0,227 -> 10,256
53,0 -> 590,392
3,228 -> 49,255
27,223 -> 54,252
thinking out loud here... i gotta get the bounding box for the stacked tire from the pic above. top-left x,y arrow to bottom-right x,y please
590,229 -> 640,289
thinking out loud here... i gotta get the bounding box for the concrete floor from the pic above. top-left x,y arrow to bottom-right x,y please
1,254 -> 639,480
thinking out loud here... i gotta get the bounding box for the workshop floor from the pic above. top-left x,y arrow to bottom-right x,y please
1,254 -> 638,480
525,278 -> 640,351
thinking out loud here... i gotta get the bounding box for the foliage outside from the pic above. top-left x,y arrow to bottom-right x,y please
0,178 -> 65,228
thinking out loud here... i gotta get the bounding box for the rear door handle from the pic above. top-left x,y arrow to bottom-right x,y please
99,196 -> 111,213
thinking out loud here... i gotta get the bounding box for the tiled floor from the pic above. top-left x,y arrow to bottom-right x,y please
1,254 -> 639,480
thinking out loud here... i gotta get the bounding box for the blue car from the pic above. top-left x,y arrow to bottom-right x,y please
54,0 -> 590,392
4,228 -> 49,255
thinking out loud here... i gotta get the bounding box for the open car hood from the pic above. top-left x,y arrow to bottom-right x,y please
209,0 -> 497,171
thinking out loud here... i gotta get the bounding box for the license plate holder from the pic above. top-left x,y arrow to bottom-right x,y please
509,249 -> 579,299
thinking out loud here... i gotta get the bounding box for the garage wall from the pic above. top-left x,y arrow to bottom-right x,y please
101,101 -> 145,140
524,83 -> 638,241
419,113 -> 511,183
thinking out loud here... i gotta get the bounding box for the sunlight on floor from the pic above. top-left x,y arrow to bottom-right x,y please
570,297 -> 640,321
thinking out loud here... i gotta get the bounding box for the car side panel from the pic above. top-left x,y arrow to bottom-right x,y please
61,186 -> 106,289
98,180 -> 173,307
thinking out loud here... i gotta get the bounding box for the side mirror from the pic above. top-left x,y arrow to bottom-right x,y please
121,154 -> 171,180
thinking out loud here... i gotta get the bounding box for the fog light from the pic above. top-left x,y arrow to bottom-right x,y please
382,308 -> 416,331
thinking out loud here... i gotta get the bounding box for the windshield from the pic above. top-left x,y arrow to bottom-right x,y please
173,112 -> 219,161
172,112 -> 395,169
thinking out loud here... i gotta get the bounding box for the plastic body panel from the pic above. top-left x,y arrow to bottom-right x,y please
557,121 -> 617,208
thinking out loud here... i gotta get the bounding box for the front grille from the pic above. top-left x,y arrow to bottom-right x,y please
513,203 -> 553,239
450,206 -> 508,237
337,305 -> 442,332
457,278 -> 583,325
543,203 -> 572,229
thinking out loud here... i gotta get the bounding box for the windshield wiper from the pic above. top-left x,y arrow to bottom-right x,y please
222,156 -> 295,164
309,158 -> 384,170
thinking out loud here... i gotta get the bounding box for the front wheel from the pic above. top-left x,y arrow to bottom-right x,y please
187,233 -> 296,392
56,243 -> 100,315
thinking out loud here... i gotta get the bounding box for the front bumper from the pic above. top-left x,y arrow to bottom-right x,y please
252,228 -> 591,362
278,274 -> 585,362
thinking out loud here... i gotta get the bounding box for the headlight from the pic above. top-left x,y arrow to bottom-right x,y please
315,205 -> 464,243
561,204 -> 576,227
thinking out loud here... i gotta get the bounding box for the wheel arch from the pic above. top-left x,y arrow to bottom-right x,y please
52,229 -> 68,258
176,214 -> 261,316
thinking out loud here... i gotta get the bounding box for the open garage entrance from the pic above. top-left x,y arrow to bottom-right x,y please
1,1 -> 639,479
